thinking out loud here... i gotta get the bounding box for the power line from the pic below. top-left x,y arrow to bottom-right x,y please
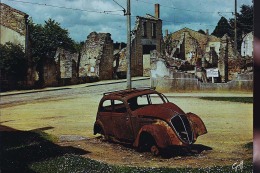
112,0 -> 126,14
5,0 -> 237,29
135,0 -> 233,14
5,0 -> 125,16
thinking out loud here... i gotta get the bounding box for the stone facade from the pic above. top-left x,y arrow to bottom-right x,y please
79,32 -> 114,80
218,34 -> 242,82
151,49 -> 252,91
0,3 -> 28,48
241,32 -> 253,57
152,62 -> 252,92
41,58 -> 58,87
165,27 -> 220,67
54,48 -> 79,85
150,54 -> 199,91
114,48 -> 127,79
0,3 -> 33,90
131,4 -> 163,76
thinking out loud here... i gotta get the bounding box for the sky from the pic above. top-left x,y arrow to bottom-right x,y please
2,0 -> 253,43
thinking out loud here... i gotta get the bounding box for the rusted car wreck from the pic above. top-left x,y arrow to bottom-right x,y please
94,88 -> 207,155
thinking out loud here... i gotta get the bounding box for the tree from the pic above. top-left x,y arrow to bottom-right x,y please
0,42 -> 27,81
237,4 -> 253,34
29,19 -> 77,62
229,4 -> 253,51
212,17 -> 233,38
211,4 -> 253,52
28,19 -> 79,86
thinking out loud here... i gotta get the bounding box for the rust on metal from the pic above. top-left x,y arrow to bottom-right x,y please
93,88 -> 207,155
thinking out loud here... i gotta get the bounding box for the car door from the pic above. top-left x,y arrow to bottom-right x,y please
98,99 -> 113,136
111,99 -> 134,141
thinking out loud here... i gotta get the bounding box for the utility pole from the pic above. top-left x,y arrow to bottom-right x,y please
234,0 -> 237,50
126,0 -> 131,89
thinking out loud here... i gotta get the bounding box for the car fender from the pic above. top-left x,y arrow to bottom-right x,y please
93,120 -> 106,135
186,112 -> 207,137
133,120 -> 182,148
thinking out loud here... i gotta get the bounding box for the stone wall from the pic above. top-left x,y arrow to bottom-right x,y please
79,32 -> 113,80
167,28 -> 221,63
114,48 -> 127,78
131,9 -> 163,76
54,48 -> 79,85
241,32 -> 253,57
42,58 -> 58,87
143,54 -> 151,76
151,51 -> 253,92
218,34 -> 242,82
0,3 -> 28,48
152,72 -> 253,92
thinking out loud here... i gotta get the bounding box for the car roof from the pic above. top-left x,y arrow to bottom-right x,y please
102,88 -> 159,101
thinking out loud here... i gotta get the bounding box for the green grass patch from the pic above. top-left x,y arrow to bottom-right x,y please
32,129 -> 59,143
1,127 -> 253,173
244,142 -> 253,150
0,129 -> 87,173
199,97 -> 253,103
30,154 -> 253,173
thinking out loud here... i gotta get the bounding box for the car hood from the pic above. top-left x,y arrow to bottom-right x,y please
132,102 -> 185,121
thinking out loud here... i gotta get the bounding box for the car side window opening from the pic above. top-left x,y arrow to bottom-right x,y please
113,100 -> 127,113
149,94 -> 165,104
100,100 -> 112,112
137,95 -> 149,106
128,94 -> 165,111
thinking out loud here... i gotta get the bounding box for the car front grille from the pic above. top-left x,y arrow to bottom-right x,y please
171,114 -> 193,144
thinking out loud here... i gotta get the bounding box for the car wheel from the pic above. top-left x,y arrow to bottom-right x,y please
150,144 -> 160,156
100,128 -> 108,141
138,133 -> 160,156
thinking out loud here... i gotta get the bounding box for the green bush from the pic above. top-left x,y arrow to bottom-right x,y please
0,42 -> 27,81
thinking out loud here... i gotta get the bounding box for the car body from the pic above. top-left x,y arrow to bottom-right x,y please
93,88 -> 207,155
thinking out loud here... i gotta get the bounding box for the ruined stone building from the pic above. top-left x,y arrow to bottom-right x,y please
165,27 -> 220,68
0,3 -> 29,49
150,49 -> 252,92
114,47 -> 127,79
0,3 -> 32,90
79,32 -> 114,81
131,4 -> 163,76
218,34 -> 251,82
38,32 -> 114,87
32,48 -> 79,88
54,48 -> 79,85
162,27 -> 254,83
241,31 -> 253,57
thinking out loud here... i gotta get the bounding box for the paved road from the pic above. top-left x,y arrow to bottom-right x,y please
0,79 -> 150,107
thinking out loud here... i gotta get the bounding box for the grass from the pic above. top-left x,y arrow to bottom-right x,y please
199,97 -> 253,103
30,154 -> 253,173
244,142 -> 253,150
0,126 -> 253,173
0,127 -> 87,173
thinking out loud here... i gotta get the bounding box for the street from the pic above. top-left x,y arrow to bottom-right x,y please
0,79 -> 253,168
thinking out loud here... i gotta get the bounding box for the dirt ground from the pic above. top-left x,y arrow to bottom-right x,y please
0,91 -> 253,169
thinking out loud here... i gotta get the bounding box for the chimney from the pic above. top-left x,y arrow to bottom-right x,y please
165,29 -> 168,37
155,4 -> 160,19
206,29 -> 209,35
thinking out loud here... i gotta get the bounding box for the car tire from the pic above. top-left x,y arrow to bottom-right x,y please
100,128 -> 109,141
138,133 -> 160,156
150,144 -> 160,156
